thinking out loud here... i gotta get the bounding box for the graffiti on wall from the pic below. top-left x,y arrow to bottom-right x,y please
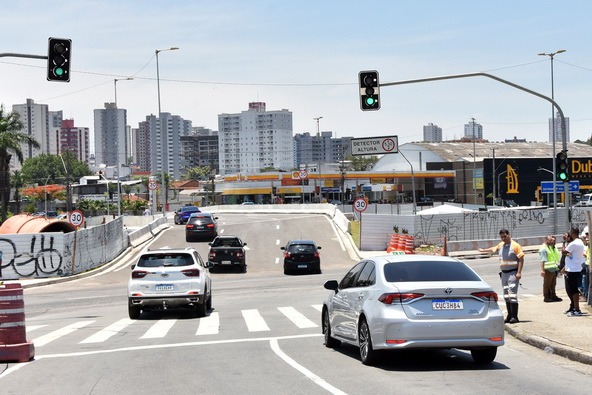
417,209 -> 548,245
0,234 -> 64,279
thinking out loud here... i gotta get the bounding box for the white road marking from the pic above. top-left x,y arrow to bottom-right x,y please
26,324 -> 48,333
79,318 -> 135,343
32,320 -> 95,347
242,309 -> 270,332
275,257 -> 280,265
311,304 -> 323,312
196,312 -> 220,335
140,319 -> 177,339
327,216 -> 346,252
220,228 -> 225,234
278,307 -> 317,329
270,338 -> 347,395
276,239 -> 280,245
276,225 -> 280,230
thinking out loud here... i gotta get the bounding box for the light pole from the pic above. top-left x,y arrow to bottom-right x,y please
538,49 -> 566,234
58,153 -> 71,213
471,117 -> 477,204
313,116 -> 323,202
156,46 -> 179,217
114,77 -> 134,217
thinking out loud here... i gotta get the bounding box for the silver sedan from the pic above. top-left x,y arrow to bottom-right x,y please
322,254 -> 504,365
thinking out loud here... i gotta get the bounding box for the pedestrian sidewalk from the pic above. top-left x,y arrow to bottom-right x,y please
507,290 -> 592,365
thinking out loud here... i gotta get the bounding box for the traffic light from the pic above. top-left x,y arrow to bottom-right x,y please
359,70 -> 380,111
47,37 -> 71,82
556,150 -> 569,181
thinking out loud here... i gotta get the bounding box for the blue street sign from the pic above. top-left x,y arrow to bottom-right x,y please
541,180 -> 579,193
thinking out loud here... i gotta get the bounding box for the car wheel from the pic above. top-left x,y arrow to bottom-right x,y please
195,299 -> 207,318
128,304 -> 141,319
359,318 -> 377,365
470,347 -> 497,364
241,264 -> 247,273
206,291 -> 212,310
185,236 -> 192,242
315,264 -> 322,274
322,309 -> 340,348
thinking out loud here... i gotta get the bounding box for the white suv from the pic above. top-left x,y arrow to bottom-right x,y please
127,247 -> 212,319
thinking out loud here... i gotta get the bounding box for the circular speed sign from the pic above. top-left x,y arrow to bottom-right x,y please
353,198 -> 368,213
148,181 -> 158,190
69,210 -> 85,227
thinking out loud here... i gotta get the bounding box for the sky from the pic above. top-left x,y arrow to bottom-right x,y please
2,1 -> 592,149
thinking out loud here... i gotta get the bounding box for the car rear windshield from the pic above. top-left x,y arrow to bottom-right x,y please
288,244 -> 316,253
137,253 -> 193,267
189,217 -> 213,224
211,238 -> 241,247
384,260 -> 481,282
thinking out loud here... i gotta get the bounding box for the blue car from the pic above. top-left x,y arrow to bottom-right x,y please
174,206 -> 201,225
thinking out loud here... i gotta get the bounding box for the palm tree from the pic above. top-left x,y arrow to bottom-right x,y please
11,170 -> 24,214
0,105 -> 40,223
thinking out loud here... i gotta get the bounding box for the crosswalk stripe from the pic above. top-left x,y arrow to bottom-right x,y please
32,320 -> 95,347
26,324 -> 48,333
311,304 -> 322,312
140,319 -> 178,339
196,312 -> 220,335
278,307 -> 318,329
242,309 -> 270,332
79,318 -> 135,344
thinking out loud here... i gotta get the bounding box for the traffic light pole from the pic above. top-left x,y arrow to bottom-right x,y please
0,53 -> 47,59
379,72 -> 569,231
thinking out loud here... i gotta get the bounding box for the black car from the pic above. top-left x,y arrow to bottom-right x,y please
185,213 -> 218,242
174,205 -> 201,224
281,240 -> 321,275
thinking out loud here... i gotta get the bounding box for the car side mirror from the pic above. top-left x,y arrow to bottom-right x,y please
204,261 -> 214,269
242,242 -> 247,246
317,246 -> 322,249
130,264 -> 136,270
280,246 -> 286,250
324,280 -> 338,292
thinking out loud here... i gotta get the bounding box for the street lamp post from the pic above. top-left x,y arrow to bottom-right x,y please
114,77 -> 133,217
58,153 -> 71,213
471,117 -> 477,204
155,47 -> 179,217
538,49 -> 566,234
313,116 -> 323,202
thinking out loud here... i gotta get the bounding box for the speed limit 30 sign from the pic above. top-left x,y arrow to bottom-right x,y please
353,198 -> 368,213
69,210 -> 85,227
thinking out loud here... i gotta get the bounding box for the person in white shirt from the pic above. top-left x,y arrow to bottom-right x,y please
561,227 -> 586,316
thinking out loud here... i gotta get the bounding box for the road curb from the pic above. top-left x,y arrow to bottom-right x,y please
505,324 -> 592,365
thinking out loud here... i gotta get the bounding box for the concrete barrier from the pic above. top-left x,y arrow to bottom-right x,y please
128,217 -> 170,247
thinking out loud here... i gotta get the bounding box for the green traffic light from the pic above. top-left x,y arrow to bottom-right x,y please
54,67 -> 64,76
558,173 -> 568,181
365,97 -> 376,106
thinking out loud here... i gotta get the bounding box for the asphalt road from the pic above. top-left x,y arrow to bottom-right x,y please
2,213 -> 592,394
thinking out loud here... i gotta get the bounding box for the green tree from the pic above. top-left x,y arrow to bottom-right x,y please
0,105 -> 40,223
184,166 -> 211,181
11,170 -> 25,214
21,152 -> 91,185
347,155 -> 379,171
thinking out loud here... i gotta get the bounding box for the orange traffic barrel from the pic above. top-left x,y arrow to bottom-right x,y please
0,283 -> 35,362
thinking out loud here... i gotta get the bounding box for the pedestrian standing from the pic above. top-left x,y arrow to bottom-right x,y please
479,229 -> 525,323
560,227 -> 586,316
539,235 -> 562,302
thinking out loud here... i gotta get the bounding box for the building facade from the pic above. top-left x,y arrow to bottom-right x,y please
145,112 -> 192,180
94,103 -> 127,168
11,99 -> 50,170
464,119 -> 483,140
48,119 -> 90,163
423,123 -> 442,142
549,112 -> 571,143
218,102 -> 293,175
180,127 -> 219,175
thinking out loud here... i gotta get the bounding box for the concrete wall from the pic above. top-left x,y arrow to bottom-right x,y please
0,216 -> 168,280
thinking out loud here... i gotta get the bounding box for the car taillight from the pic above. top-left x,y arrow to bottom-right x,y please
236,251 -> 244,258
181,269 -> 200,277
131,270 -> 149,279
283,252 -> 291,259
208,251 -> 216,259
313,251 -> 320,258
186,224 -> 195,229
206,224 -> 214,228
378,293 -> 424,304
471,291 -> 498,302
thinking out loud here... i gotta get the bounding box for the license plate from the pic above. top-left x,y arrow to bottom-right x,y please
298,264 -> 308,268
221,261 -> 232,264
155,284 -> 174,291
432,299 -> 463,310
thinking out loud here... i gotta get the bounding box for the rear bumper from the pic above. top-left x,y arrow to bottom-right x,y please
284,260 -> 320,271
128,294 -> 205,308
